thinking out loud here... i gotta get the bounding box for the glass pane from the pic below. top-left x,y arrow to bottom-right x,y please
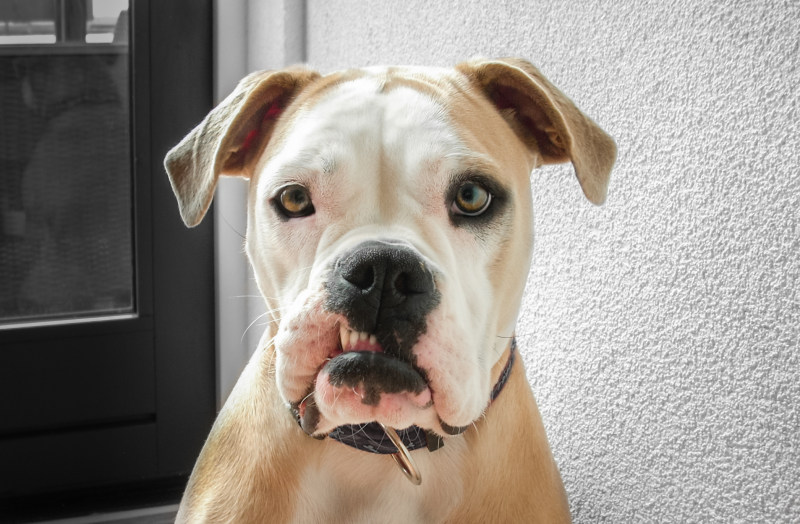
0,1 -> 57,45
0,1 -> 132,326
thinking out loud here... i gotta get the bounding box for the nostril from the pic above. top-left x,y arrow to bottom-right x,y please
343,264 -> 375,291
393,272 -> 411,295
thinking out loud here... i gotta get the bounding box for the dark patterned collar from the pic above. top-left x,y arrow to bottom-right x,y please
329,338 -> 517,454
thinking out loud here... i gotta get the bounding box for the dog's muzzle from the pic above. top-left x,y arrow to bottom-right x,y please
290,240 -> 518,485
292,241 -> 439,435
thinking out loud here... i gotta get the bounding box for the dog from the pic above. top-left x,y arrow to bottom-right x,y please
164,57 -> 615,523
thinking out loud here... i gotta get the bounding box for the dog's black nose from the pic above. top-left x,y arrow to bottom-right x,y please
339,243 -> 431,308
325,241 -> 440,356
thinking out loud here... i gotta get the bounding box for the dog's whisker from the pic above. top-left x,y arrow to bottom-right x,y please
230,296 -> 288,341
241,313 -> 271,342
300,390 -> 315,404
220,213 -> 246,240
261,309 -> 288,321
260,302 -> 290,312
331,388 -> 344,409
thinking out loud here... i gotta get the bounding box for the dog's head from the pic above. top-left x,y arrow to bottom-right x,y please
165,58 -> 615,438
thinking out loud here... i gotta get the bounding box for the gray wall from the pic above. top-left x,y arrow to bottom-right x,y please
213,0 -> 307,406
219,1 -> 800,521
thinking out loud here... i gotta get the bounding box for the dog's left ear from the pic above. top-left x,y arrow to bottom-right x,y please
164,67 -> 321,226
457,58 -> 616,204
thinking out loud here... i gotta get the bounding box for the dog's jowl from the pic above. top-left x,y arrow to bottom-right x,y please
165,58 -> 616,523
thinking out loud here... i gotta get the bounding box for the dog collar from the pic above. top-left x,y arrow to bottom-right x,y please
328,337 -> 517,455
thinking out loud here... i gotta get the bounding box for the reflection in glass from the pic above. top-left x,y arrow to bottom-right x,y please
0,1 -> 132,325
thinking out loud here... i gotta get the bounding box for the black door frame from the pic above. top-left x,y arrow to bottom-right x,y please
0,0 -> 216,517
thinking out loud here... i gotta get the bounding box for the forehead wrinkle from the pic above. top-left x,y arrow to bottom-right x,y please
321,155 -> 336,176
381,90 -> 459,165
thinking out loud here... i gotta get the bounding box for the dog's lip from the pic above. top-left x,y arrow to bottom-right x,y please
294,352 -> 433,436
290,323 -> 438,435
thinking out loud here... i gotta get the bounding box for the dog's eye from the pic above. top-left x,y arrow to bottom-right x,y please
452,181 -> 492,216
275,185 -> 315,218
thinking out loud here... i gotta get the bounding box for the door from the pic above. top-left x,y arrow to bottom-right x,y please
0,0 -> 215,517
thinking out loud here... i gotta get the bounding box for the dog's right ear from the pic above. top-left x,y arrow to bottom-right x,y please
164,67 -> 321,227
456,58 -> 616,205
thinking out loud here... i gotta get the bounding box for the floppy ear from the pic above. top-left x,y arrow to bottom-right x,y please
456,58 -> 616,204
164,67 -> 321,226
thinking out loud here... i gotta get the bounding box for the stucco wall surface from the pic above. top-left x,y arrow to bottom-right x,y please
304,1 -> 799,522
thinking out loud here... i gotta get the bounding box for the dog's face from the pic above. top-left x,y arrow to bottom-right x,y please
165,59 -> 615,439
248,67 -> 537,436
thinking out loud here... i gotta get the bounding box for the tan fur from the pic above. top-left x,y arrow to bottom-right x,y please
445,347 -> 571,523
165,58 -> 616,523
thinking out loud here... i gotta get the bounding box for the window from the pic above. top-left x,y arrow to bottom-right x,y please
1,0 -> 133,326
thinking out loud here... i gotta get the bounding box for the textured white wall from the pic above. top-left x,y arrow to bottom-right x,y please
301,1 -> 799,522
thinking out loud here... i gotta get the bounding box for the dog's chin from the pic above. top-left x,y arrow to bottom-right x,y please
294,350 -> 437,437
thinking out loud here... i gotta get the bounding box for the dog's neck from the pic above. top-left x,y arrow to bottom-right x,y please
326,337 -> 517,455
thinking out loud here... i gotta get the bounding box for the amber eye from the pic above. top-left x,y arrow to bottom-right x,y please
452,181 -> 492,216
275,185 -> 315,218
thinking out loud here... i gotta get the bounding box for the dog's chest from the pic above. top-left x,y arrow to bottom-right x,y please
289,444 -> 464,524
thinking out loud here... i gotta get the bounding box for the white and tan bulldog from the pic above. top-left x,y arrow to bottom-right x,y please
165,58 -> 615,523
